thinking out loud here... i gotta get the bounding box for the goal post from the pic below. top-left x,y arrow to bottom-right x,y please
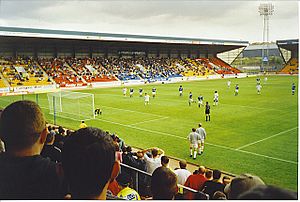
47,91 -> 95,121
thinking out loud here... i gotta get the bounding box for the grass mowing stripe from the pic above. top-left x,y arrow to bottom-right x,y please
96,117 -> 297,165
236,127 -> 298,150
101,105 -> 166,118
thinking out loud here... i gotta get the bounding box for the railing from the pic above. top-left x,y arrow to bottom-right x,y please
120,163 -> 209,199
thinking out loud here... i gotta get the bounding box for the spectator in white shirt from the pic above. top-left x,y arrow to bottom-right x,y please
142,148 -> 164,174
174,160 -> 191,185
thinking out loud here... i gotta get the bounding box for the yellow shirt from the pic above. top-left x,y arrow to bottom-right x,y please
117,187 -> 141,200
79,123 -> 87,128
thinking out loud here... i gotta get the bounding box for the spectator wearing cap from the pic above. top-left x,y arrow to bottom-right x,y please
62,127 -> 120,199
117,174 -> 141,200
224,173 -> 265,199
0,100 -> 65,199
174,160 -> 191,185
201,169 -> 225,199
151,166 -> 178,200
41,129 -> 62,162
184,166 -> 207,199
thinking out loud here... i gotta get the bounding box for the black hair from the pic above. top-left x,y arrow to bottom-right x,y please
62,127 -> 116,199
213,169 -> 222,180
161,156 -> 169,166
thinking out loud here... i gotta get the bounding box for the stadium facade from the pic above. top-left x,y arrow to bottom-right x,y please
0,26 -> 248,63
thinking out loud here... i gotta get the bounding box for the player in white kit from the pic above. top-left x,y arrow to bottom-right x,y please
213,91 -> 219,106
196,123 -> 207,155
187,128 -> 201,159
144,93 -> 150,105
256,84 -> 262,95
123,87 -> 127,97
227,80 -> 231,88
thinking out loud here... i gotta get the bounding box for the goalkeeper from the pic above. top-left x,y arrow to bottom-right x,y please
95,108 -> 102,116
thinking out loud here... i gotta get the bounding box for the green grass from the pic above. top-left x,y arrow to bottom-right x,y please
0,75 -> 298,191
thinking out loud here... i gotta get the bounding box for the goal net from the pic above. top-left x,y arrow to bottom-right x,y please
47,91 -> 95,121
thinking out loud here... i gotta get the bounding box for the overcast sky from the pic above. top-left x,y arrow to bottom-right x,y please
0,0 -> 298,42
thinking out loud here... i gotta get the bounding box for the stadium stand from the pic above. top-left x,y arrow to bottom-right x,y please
38,58 -> 86,87
210,57 -> 241,74
0,56 -> 241,86
279,58 -> 298,74
0,57 -> 51,87
67,57 -> 118,83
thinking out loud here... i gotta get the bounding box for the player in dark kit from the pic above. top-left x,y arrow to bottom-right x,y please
130,88 -> 134,97
292,83 -> 296,95
179,85 -> 183,96
95,108 -> 102,116
139,88 -> 143,97
189,92 -> 194,106
234,84 -> 239,96
152,87 -> 157,98
198,95 -> 204,108
205,102 -> 210,122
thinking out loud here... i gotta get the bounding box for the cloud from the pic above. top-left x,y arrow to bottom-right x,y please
0,0 -> 298,42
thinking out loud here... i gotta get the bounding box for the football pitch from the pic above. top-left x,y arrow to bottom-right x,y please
0,75 -> 298,191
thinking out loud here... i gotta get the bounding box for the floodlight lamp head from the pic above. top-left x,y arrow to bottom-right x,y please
258,3 -> 274,16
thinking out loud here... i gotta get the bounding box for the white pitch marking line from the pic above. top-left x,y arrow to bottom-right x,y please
96,117 -> 298,165
101,105 -> 166,118
236,127 -> 298,150
129,117 -> 169,126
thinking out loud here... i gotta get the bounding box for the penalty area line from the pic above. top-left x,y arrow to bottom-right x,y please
95,117 -> 298,165
236,127 -> 298,150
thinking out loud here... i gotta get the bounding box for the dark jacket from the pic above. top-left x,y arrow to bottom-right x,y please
0,154 -> 65,199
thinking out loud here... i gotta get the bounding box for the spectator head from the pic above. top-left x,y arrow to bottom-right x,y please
62,127 -> 120,199
213,169 -> 222,180
212,191 -> 227,200
222,176 -> 231,185
224,173 -> 265,199
192,128 -> 196,132
179,160 -> 187,169
117,173 -> 132,188
205,170 -> 213,180
0,100 -> 47,154
126,146 -> 132,153
136,151 -> 144,159
198,166 -> 206,175
238,185 -> 297,200
45,131 -> 55,145
161,156 -> 169,167
152,148 -> 158,158
151,167 -> 178,200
